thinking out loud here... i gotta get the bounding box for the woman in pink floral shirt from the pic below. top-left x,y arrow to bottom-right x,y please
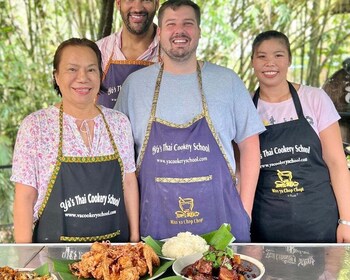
11,38 -> 139,243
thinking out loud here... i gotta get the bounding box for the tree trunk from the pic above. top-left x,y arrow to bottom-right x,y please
97,0 -> 115,40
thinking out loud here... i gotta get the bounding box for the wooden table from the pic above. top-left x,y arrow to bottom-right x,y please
1,243 -> 350,279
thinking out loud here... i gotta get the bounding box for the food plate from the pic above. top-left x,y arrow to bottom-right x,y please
144,270 -> 166,280
172,252 -> 265,280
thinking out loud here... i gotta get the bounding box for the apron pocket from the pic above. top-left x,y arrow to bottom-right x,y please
155,175 -> 213,183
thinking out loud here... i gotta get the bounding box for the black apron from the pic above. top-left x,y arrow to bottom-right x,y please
33,104 -> 129,242
251,82 -> 338,242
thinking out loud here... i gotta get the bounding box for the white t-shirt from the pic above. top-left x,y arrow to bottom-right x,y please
255,85 -> 340,135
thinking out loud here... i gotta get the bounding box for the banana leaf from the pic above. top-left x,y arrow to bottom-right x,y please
32,263 -> 51,276
143,223 -> 236,255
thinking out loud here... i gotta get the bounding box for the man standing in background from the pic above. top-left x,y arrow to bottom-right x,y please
97,0 -> 160,108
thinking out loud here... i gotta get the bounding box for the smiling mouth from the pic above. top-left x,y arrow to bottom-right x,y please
173,39 -> 188,44
129,13 -> 147,22
73,88 -> 91,94
171,35 -> 190,45
263,71 -> 278,75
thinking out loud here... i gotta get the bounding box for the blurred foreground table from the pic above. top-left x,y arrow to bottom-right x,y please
1,243 -> 350,279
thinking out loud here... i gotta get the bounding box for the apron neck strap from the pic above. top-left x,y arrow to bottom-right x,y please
253,81 -> 304,119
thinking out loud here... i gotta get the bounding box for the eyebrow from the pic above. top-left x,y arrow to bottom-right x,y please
66,63 -> 98,67
164,18 -> 196,23
256,50 -> 286,54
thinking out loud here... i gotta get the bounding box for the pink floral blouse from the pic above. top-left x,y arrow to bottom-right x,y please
11,105 -> 136,220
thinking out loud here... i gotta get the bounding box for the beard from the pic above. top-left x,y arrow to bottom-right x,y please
121,10 -> 156,35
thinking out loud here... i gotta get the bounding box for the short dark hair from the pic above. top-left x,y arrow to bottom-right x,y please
251,30 -> 292,61
53,38 -> 104,96
158,0 -> 201,27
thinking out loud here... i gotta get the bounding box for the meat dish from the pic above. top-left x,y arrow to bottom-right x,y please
181,247 -> 256,280
69,241 -> 160,280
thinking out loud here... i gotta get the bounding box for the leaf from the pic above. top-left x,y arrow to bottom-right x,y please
52,259 -> 75,274
32,263 -> 50,276
203,223 -> 235,250
141,259 -> 174,280
142,235 -> 164,256
57,271 -> 83,280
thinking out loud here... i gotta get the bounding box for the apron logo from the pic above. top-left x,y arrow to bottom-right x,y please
272,170 -> 304,195
175,197 -> 200,218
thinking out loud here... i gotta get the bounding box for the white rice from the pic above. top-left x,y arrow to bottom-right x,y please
162,232 -> 209,259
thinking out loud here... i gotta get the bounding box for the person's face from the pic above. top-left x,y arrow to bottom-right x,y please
54,45 -> 100,107
251,38 -> 291,88
117,0 -> 158,35
158,5 -> 200,63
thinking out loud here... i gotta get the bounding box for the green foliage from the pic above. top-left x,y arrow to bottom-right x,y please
195,0 -> 350,90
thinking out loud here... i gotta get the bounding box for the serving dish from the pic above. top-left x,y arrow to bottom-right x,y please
172,252 -> 265,280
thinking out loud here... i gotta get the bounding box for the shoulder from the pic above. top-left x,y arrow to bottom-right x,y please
20,107 -> 56,127
100,106 -> 129,120
202,62 -> 248,97
203,62 -> 237,75
299,84 -> 333,104
100,106 -> 132,129
124,63 -> 159,84
202,62 -> 243,84
96,32 -> 118,48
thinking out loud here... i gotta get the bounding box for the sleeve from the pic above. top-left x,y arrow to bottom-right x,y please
96,35 -> 113,72
10,115 -> 39,188
231,73 -> 266,143
312,88 -> 340,133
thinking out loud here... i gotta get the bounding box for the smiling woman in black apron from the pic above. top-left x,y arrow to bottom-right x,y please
250,30 -> 350,243
11,38 -> 139,243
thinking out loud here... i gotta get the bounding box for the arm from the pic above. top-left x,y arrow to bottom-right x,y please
13,183 -> 37,243
232,142 -> 241,193
237,134 -> 261,218
123,172 -> 140,242
319,122 -> 350,243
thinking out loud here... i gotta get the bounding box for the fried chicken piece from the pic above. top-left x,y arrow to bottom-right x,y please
143,244 -> 160,276
119,267 -> 139,280
91,241 -> 110,253
135,259 -> 148,277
